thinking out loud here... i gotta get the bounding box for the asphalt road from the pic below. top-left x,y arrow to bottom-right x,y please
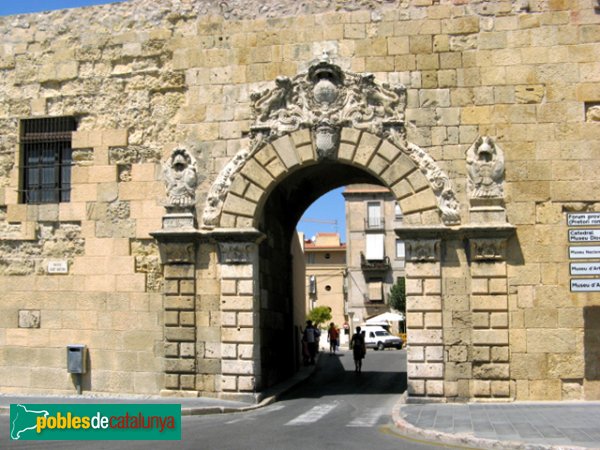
2,349 -> 443,450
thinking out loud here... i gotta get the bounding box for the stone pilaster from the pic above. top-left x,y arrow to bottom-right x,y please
442,238 -> 472,400
214,229 -> 264,403
195,241 -> 221,396
404,239 -> 444,398
398,224 -> 515,402
156,238 -> 199,396
469,236 -> 511,399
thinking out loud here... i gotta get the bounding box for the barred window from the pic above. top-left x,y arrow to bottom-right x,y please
20,117 -> 77,204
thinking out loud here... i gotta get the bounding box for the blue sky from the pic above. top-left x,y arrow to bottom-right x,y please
0,0 -> 125,16
298,188 -> 346,243
0,0 -> 347,242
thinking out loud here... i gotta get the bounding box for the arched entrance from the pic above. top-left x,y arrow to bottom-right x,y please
199,55 -> 462,400
153,56 -> 514,403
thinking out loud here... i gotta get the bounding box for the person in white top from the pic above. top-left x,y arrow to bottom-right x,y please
302,320 -> 320,365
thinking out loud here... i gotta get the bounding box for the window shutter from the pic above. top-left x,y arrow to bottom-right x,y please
396,240 -> 405,259
367,202 -> 381,228
368,281 -> 383,301
365,234 -> 384,260
309,275 -> 316,294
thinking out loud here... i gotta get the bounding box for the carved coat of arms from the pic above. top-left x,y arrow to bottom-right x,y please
466,137 -> 505,199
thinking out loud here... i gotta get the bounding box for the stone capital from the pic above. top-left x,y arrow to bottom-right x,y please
468,237 -> 508,262
218,242 -> 256,264
406,239 -> 441,262
150,230 -> 202,264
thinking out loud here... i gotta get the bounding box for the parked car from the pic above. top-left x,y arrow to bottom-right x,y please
363,325 -> 403,350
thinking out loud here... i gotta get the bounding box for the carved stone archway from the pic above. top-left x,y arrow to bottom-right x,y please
154,56 -> 515,403
201,55 -> 460,230
196,56 -> 464,400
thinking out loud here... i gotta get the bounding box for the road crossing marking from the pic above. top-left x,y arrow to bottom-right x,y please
285,402 -> 338,426
346,408 -> 385,427
225,404 -> 286,424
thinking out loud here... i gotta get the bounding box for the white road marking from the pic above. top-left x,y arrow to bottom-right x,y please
285,402 -> 338,426
346,408 -> 384,427
225,404 -> 286,424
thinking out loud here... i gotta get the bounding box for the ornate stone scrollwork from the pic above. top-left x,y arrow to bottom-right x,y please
406,240 -> 440,262
202,150 -> 249,229
201,54 -> 461,228
163,148 -> 199,210
251,75 -> 295,123
466,136 -> 505,199
469,238 -> 507,261
387,129 -> 461,226
218,242 -> 254,264
248,52 -> 407,145
586,105 -> 600,122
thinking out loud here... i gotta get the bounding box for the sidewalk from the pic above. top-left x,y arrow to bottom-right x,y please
392,395 -> 600,449
0,361 -> 317,417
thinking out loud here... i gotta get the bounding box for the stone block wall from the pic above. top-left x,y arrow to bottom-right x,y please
0,0 -> 598,399
0,102 -> 166,395
470,251 -> 511,399
163,261 -> 197,393
406,255 -> 444,397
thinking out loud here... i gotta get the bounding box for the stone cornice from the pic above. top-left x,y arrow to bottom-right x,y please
151,227 -> 266,245
395,224 -> 516,240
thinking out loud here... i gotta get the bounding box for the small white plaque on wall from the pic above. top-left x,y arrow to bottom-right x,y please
569,229 -> 600,242
571,279 -> 600,292
47,260 -> 69,274
568,213 -> 600,227
569,246 -> 600,259
570,262 -> 600,276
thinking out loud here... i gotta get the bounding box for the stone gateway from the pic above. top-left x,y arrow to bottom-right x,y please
0,0 -> 599,403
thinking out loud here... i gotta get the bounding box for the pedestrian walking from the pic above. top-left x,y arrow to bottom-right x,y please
350,326 -> 366,373
327,322 -> 340,354
302,320 -> 320,365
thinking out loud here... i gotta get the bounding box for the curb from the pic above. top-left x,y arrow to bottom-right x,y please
391,395 -> 591,450
182,392 -> 279,416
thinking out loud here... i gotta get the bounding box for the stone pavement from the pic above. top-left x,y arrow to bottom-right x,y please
393,397 -> 600,449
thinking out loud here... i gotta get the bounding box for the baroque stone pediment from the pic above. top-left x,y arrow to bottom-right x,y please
249,53 -> 407,145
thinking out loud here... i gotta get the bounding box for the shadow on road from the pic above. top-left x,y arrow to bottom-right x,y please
280,349 -> 407,400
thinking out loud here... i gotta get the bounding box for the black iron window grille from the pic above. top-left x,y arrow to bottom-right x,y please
20,116 -> 77,204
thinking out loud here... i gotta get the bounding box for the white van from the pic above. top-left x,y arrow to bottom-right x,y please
362,325 -> 403,351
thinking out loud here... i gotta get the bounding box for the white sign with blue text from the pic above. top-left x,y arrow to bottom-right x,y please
568,213 -> 600,227
569,246 -> 600,259
570,262 -> 600,276
571,279 -> 600,292
569,229 -> 600,242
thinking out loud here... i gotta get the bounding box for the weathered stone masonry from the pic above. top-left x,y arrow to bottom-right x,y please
0,0 -> 599,402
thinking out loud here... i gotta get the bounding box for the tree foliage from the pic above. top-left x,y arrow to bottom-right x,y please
389,277 -> 406,313
307,306 -> 332,327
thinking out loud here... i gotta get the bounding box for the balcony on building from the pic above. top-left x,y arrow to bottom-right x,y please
364,216 -> 385,230
360,251 -> 391,272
